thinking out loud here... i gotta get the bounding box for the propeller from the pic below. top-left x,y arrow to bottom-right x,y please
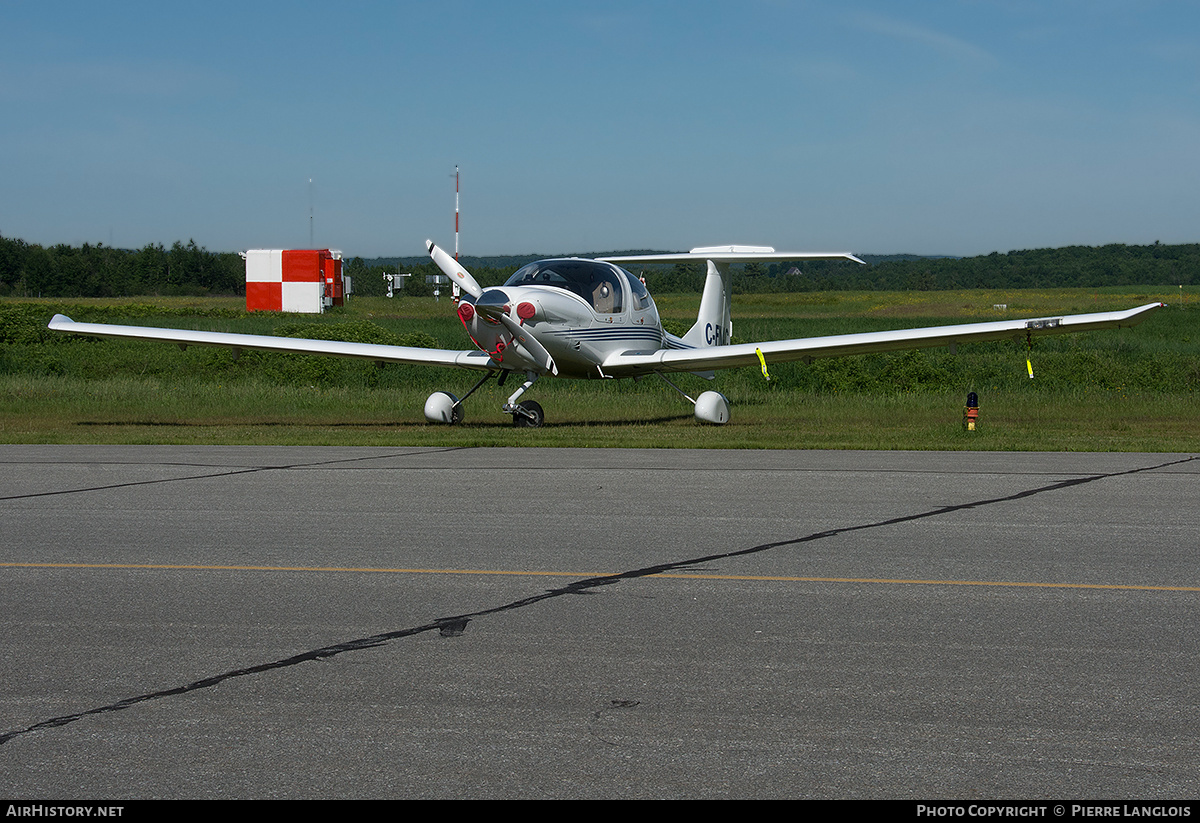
473,304 -> 558,376
426,239 -> 483,299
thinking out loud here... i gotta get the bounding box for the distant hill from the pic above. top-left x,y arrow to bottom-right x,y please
363,250 -> 672,269
857,253 -> 959,265
363,251 -> 958,268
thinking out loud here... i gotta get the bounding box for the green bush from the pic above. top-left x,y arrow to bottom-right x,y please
273,320 -> 438,349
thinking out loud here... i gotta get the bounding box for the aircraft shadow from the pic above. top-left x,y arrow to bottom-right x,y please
74,413 -> 697,429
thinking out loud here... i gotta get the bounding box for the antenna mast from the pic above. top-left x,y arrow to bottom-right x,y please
454,165 -> 460,262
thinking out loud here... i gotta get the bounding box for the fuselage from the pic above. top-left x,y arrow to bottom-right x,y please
455,258 -> 664,378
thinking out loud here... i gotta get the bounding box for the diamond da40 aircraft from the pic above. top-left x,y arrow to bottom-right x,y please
49,240 -> 1163,426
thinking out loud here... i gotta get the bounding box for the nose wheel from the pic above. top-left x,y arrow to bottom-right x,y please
502,372 -> 544,427
512,400 -> 544,428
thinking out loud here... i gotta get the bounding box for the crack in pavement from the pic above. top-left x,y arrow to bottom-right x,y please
1,453 -> 1193,746
0,447 -> 470,502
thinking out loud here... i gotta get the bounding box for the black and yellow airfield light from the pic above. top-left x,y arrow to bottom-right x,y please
963,391 -> 979,431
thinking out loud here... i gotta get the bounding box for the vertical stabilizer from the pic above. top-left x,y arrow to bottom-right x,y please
683,259 -> 733,347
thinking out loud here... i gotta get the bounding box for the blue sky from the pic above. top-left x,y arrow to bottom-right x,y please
3,1 -> 1197,258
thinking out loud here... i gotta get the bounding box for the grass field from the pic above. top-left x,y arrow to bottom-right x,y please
2,288 -> 1197,450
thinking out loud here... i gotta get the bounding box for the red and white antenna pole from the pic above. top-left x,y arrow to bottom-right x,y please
450,165 -> 461,304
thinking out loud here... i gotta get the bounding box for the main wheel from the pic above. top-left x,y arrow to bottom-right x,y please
693,391 -> 730,424
512,400 -> 544,428
424,391 -> 464,424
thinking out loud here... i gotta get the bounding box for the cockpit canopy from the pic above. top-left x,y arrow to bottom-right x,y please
505,259 -> 651,314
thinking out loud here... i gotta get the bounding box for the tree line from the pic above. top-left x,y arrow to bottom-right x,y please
0,237 -> 245,298
2,234 -> 1196,299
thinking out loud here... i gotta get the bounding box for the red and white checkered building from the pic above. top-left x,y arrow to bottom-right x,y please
244,249 -> 345,313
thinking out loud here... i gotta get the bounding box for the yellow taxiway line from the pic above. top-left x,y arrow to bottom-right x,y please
2,562 -> 1198,592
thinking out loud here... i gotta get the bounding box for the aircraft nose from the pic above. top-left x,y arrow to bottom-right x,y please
476,288 -> 509,308
474,289 -> 510,325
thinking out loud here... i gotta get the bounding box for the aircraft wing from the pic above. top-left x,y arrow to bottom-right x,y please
600,303 -> 1165,376
47,315 -> 498,371
599,247 -> 866,265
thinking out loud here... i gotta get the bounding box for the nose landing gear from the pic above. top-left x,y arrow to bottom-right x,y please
501,372 -> 543,428
512,400 -> 544,428
425,370 -> 546,428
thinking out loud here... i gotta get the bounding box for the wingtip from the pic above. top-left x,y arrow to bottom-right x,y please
425,239 -> 435,253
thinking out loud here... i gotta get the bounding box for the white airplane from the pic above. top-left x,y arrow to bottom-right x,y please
48,240 -> 1163,427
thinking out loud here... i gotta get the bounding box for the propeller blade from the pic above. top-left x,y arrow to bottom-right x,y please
426,239 -> 483,299
494,311 -> 558,376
